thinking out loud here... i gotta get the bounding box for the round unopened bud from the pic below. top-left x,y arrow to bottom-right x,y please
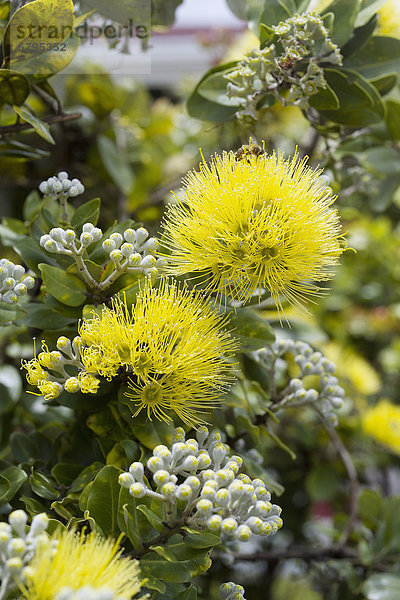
110,249 -> 123,263
140,255 -> 157,269
246,516 -> 263,534
109,232 -> 123,247
50,228 -> 66,243
129,482 -> 147,498
161,482 -> 176,497
129,462 -> 144,481
207,515 -> 222,531
64,377 -> 80,393
185,439 -> 199,454
9,510 -> 28,536
44,239 -> 60,253
196,426 -> 209,446
90,227 -> 102,242
102,239 -> 116,252
175,484 -> 192,501
57,336 -> 71,352
12,265 -> 25,280
154,445 -> 171,459
237,474 -> 251,485
121,243 -> 134,257
39,181 -> 49,194
2,290 -> 18,304
147,456 -> 164,473
173,427 -> 186,443
80,232 -> 93,247
215,488 -> 231,507
181,455 -> 198,471
29,513 -> 49,537
63,230 -> 76,245
153,470 -> 170,486
21,276 -> 35,289
221,517 -> 238,533
184,476 -> 200,491
124,229 -> 137,244
255,500 -> 272,517
14,283 -> 27,296
196,499 -> 213,514
82,223 -> 94,233
69,185 -> 79,197
197,452 -> 212,470
216,469 -> 235,487
135,227 -> 149,247
7,556 -> 22,574
8,537 -> 25,556
128,253 -> 141,266
201,486 -> 216,500
58,171 -> 68,180
236,524 -> 252,542
202,470 -> 215,482
229,480 -> 244,499
61,179 -> 72,192
3,277 -> 15,289
142,237 -> 159,251
255,486 -> 270,500
119,473 -> 134,489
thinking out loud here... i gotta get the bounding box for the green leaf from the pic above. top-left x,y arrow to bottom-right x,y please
39,263 -> 87,307
0,69 -> 30,105
13,105 -> 55,144
363,574 -> 400,600
0,301 -> 25,325
98,135 -> 134,196
0,466 -> 27,502
309,82 -> 340,110
320,67 -> 385,126
259,0 -> 295,28
82,465 -> 122,537
136,504 -> 164,532
358,488 -> 384,530
224,307 -> 275,351
0,475 -> 10,501
187,63 -> 238,122
10,432 -> 39,463
386,99 -> 400,140
371,72 -> 398,96
344,36 -> 400,79
321,0 -> 362,47
117,487 -> 153,550
71,198 -> 101,232
194,65 -> 241,107
18,303 -> 75,330
30,470 -> 59,499
13,237 -> 58,273
176,585 -> 198,600
183,530 -> 221,549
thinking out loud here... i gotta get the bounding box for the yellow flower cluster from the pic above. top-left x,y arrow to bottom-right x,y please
362,400 -> 400,454
162,149 -> 346,312
377,0 -> 400,38
24,281 -> 236,427
22,529 -> 142,600
79,280 -> 236,426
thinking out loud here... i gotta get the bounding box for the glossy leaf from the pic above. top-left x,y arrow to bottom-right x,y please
98,135 -> 134,196
82,465 -> 122,537
39,263 -> 87,307
0,69 -> 30,105
321,0 -> 362,47
71,198 -> 101,231
344,36 -> 400,79
224,306 -> 275,351
13,105 -> 55,144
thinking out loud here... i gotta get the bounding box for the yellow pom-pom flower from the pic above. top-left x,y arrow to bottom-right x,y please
377,0 -> 400,38
21,529 -> 142,600
362,400 -> 400,454
79,280 -> 237,427
162,149 -> 346,312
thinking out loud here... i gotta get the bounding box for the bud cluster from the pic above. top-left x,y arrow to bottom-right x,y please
56,587 -> 124,600
0,258 -> 35,306
0,511 -> 51,598
220,582 -> 247,600
40,223 -> 165,291
225,12 -> 342,121
255,339 -> 345,426
101,226 -> 166,280
39,171 -> 85,200
119,427 -> 283,545
22,336 -> 100,401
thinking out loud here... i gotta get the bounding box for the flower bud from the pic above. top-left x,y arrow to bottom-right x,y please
135,227 -> 149,247
63,230 -> 76,245
29,513 -> 49,537
129,482 -> 147,498
147,456 -> 164,473
196,499 -> 213,515
184,476 -> 200,491
153,469 -> 170,486
2,290 -> 18,304
236,524 -> 252,542
39,181 -> 49,194
9,510 -> 28,537
69,185 -> 79,197
173,427 -> 186,443
80,232 -> 93,247
58,171 -> 68,180
8,537 -> 25,556
82,223 -> 94,233
12,265 -> 25,280
196,426 -> 209,446
124,229 -> 137,244
128,253 -> 142,266
221,517 -> 238,533
14,283 -> 27,296
7,556 -> 22,574
245,516 -> 263,534
175,484 -> 192,502
50,228 -> 66,243
3,277 -> 15,289
102,239 -> 116,252
119,472 -> 134,489
140,255 -> 157,269
121,243 -> 134,257
21,276 -> 35,289
129,462 -> 144,481
161,482 -> 176,497
109,232 -> 123,247
64,377 -> 80,393
215,489 -> 231,507
207,515 -> 222,531
110,249 -> 123,263
181,455 -> 198,471
90,227 -> 102,242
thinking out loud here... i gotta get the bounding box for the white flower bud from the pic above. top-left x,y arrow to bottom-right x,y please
129,482 -> 147,498
8,537 -> 25,556
196,499 -> 213,515
110,249 -> 123,263
221,517 -> 238,533
119,472 -> 134,489
128,253 -> 141,266
236,524 -> 252,541
90,228 -> 102,242
7,556 -> 22,574
185,439 -> 199,454
142,238 -> 159,252
245,516 -> 263,534
161,482 -> 176,497
215,489 -> 231,507
175,484 -> 192,501
12,265 -> 25,280
102,239 -> 116,252
3,277 -> 15,289
14,283 -> 27,296
202,470 -> 216,482
50,228 -> 66,243
39,181 -> 49,194
121,243 -> 134,257
197,452 -> 212,470
9,510 -> 28,537
80,232 -> 93,247
147,456 -> 164,473
64,377 -> 80,393
255,486 -> 270,500
62,179 -> 72,192
29,513 -> 49,537
2,290 -> 18,304
69,185 -> 79,197
196,426 -> 209,446
153,470 -> 170,486
82,223 -> 94,233
21,276 -> 35,290
109,233 -> 123,248
140,255 -> 157,269
58,171 -> 68,180
216,469 -> 235,487
57,336 -> 72,353
184,476 -> 200,491
52,180 -> 63,193
129,462 -> 144,481
124,229 -> 137,244
181,455 -> 198,471
44,239 -> 60,253
154,445 -> 171,459
173,427 -> 186,443
135,227 -> 149,247
201,486 -> 216,500
63,230 -> 76,245
229,479 -> 244,499
207,514 -> 222,531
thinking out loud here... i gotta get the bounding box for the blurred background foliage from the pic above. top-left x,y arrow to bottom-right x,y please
1,1 -> 400,599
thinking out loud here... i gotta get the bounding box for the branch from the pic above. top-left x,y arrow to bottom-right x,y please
128,523 -> 185,559
0,112 -> 82,135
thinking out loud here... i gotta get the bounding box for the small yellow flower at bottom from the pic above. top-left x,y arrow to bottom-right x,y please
20,529 -> 142,600
362,400 -> 400,455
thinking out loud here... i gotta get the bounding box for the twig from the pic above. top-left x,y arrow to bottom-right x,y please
315,408 -> 359,547
128,523 -> 185,558
0,112 -> 82,135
